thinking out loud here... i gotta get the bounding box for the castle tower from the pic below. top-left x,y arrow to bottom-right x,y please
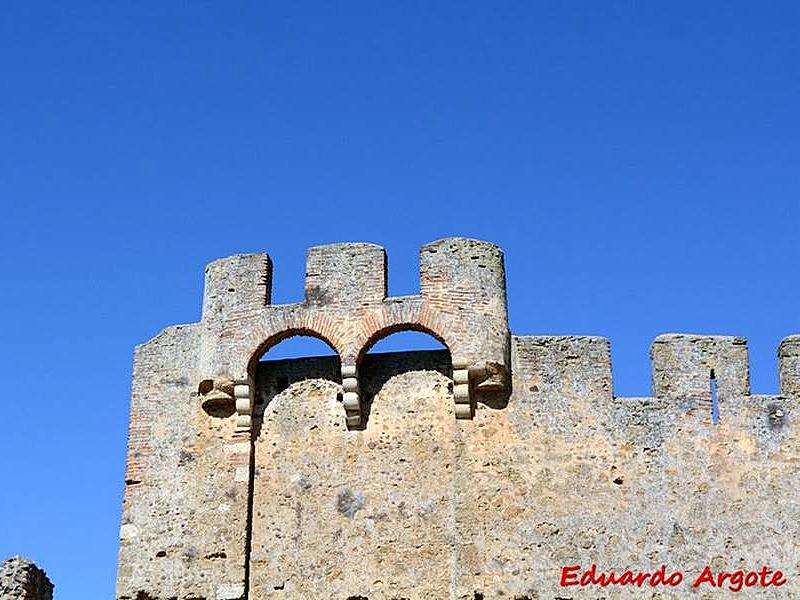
117,239 -> 800,600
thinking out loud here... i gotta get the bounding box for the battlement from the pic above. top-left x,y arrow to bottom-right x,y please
174,240 -> 800,431
511,333 -> 797,433
779,335 -> 800,397
650,334 -> 750,401
202,253 -> 272,321
512,332 -> 797,395
304,242 -> 387,306
197,237 -> 511,426
118,239 -> 800,600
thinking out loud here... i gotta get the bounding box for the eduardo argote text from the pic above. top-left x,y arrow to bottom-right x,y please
560,564 -> 787,592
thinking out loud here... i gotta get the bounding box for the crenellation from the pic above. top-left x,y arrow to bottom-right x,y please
510,335 -> 613,433
779,335 -> 800,398
419,238 -> 507,306
304,242 -> 387,306
511,335 -> 612,398
194,238 -> 513,426
650,334 -> 750,402
202,253 -> 272,322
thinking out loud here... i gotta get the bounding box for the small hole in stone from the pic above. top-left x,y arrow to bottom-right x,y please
767,403 -> 787,431
613,477 -> 624,485
227,288 -> 235,292
155,551 -> 166,558
198,379 -> 214,395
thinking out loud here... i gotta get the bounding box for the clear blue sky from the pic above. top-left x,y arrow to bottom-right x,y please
1,2 -> 798,598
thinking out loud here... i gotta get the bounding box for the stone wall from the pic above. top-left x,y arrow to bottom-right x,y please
117,239 -> 800,599
0,557 -> 53,600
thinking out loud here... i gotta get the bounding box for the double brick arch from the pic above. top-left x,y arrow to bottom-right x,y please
244,313 -> 348,377
241,300 -> 462,429
199,238 -> 511,430
352,300 -> 457,365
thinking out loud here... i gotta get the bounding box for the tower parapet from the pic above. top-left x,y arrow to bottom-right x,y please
196,237 -> 511,426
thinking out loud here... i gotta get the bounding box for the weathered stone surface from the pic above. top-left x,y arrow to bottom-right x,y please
0,556 -> 53,600
250,351 -> 456,598
117,239 -> 800,599
117,324 -> 249,600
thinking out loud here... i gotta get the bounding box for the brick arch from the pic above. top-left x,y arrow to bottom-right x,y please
355,322 -> 452,368
354,302 -> 458,363
243,312 -> 348,379
249,328 -> 341,369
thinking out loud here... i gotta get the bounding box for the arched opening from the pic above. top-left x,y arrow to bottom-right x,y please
260,334 -> 338,361
358,327 -> 452,425
367,330 -> 447,354
358,324 -> 451,363
252,332 -> 342,430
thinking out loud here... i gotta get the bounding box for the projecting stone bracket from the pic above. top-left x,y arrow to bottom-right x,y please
469,361 -> 508,391
341,364 -> 362,428
451,358 -> 510,418
198,376 -> 253,429
234,382 -> 253,430
452,357 -> 473,419
198,377 -> 235,412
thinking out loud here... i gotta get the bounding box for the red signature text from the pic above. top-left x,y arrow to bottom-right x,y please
560,564 -> 787,592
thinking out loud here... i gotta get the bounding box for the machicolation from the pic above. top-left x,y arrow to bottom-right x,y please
117,237 -> 800,599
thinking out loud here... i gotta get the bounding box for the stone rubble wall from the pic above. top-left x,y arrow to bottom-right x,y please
117,323 -> 250,600
0,556 -> 53,600
116,238 -> 800,599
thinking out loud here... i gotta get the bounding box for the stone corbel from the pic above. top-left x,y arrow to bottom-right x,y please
198,377 -> 235,412
452,357 -> 473,419
341,364 -> 362,428
234,382 -> 252,430
469,361 -> 508,391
